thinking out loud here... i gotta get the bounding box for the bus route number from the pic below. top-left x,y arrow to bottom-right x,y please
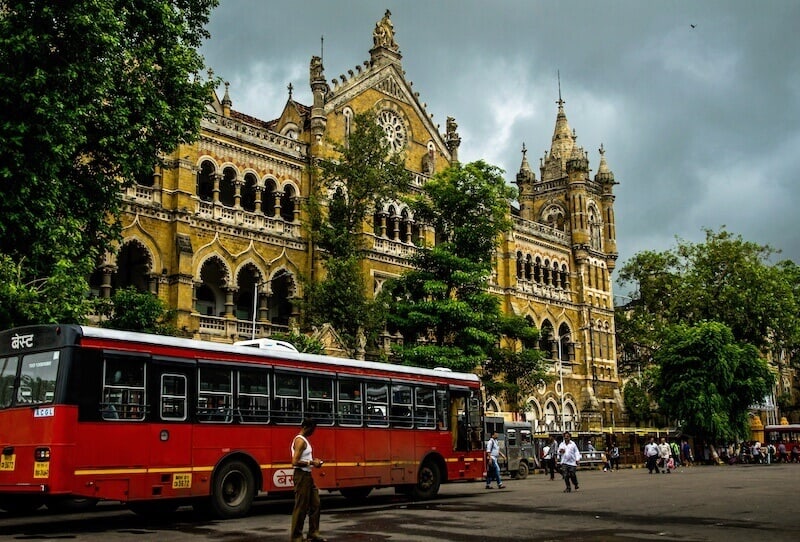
0,454 -> 15,471
172,473 -> 192,489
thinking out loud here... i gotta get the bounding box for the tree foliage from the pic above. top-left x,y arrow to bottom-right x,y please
98,287 -> 177,335
385,161 -> 545,410
653,321 -> 774,442
0,0 -> 217,328
622,378 -> 654,426
616,228 -> 800,375
304,111 -> 411,350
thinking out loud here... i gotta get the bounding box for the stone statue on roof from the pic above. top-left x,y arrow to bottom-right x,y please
373,9 -> 398,51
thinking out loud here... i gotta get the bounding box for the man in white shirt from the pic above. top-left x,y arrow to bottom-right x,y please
644,437 -> 659,474
557,431 -> 581,493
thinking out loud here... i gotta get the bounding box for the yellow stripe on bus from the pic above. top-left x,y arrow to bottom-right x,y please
76,457 -> 476,477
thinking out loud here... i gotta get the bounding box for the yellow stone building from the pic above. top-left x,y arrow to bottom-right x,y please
94,11 -> 621,432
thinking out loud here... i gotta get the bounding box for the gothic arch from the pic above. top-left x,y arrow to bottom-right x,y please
194,253 -> 232,287
196,155 -> 220,171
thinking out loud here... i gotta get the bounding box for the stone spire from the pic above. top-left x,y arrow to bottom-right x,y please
516,143 -> 535,184
550,97 -> 575,161
516,143 -> 536,221
594,143 -> 616,185
221,81 -> 232,117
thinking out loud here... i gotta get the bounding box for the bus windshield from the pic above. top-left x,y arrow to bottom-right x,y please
0,355 -> 19,408
16,350 -> 60,405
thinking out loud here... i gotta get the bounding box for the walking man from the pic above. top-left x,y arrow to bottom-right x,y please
557,431 -> 581,492
290,418 -> 327,542
644,437 -> 659,474
485,431 -> 506,489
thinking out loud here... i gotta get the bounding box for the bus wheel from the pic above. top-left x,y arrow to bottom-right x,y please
209,459 -> 255,519
340,487 -> 372,502
410,460 -> 441,500
516,462 -> 529,480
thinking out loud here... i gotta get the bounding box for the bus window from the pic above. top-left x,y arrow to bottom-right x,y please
102,356 -> 146,420
197,367 -> 233,423
391,384 -> 413,428
274,372 -> 303,424
161,374 -> 187,421
307,376 -> 334,426
435,388 -> 449,430
237,368 -> 269,423
0,356 -> 19,408
366,382 -> 389,427
19,351 -> 59,405
337,379 -> 363,426
414,386 -> 435,429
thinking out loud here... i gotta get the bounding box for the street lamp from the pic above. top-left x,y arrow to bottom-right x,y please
553,334 -> 573,432
251,280 -> 263,340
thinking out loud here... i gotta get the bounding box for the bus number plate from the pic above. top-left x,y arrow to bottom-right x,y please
33,461 -> 49,478
0,454 -> 15,471
172,473 -> 192,489
34,407 -> 54,418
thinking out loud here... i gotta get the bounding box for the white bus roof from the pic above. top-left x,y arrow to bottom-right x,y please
78,326 -> 480,385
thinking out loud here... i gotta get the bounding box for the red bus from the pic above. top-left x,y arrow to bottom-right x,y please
0,325 -> 485,516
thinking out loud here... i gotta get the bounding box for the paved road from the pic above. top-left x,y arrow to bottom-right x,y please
1,464 -> 798,541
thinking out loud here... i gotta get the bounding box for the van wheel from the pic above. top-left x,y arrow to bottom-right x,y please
209,459 -> 256,518
517,462 -> 529,480
410,460 -> 441,500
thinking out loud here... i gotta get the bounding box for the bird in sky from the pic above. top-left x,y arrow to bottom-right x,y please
690,24 -> 696,28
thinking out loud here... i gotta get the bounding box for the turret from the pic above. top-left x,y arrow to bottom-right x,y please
221,81 -> 232,118
515,144 -> 536,220
445,116 -> 461,164
595,144 -> 618,270
309,56 -> 328,142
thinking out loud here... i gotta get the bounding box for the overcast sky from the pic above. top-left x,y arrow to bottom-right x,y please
200,0 -> 800,286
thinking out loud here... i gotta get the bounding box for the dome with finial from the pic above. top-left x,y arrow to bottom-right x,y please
595,143 -> 616,185
516,143 -> 536,185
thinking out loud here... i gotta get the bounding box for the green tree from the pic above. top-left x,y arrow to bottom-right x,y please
653,321 -> 774,443
622,378 -> 653,425
617,228 -> 798,353
270,331 -> 325,355
0,0 -> 218,328
98,287 -> 177,335
385,161 -> 545,409
304,111 -> 411,349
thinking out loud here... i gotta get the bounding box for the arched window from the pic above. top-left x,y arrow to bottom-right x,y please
589,205 -> 602,250
280,185 -> 295,222
539,320 -> 554,356
197,161 -> 215,202
219,167 -> 236,207
241,173 -> 257,212
516,252 -> 523,279
263,179 -> 277,217
534,257 -> 542,283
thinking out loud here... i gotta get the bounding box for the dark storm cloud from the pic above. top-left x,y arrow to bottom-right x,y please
200,0 -> 800,271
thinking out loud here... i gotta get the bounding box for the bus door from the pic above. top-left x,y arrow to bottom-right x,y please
148,358 -> 194,494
